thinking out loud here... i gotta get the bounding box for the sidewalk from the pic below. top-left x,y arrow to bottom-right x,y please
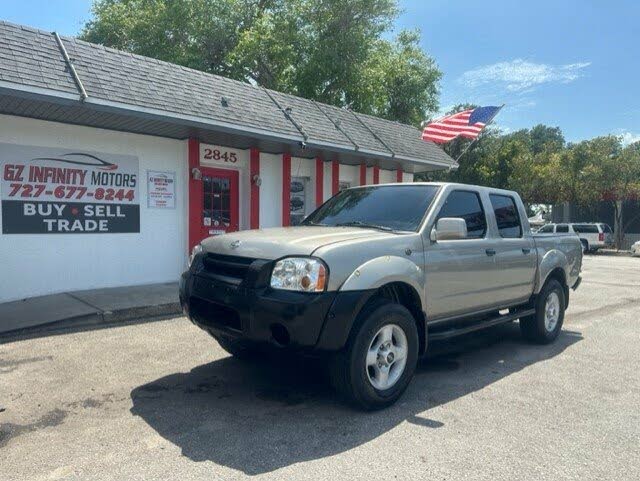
0,282 -> 181,337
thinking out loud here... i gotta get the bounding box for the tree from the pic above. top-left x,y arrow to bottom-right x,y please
80,0 -> 442,124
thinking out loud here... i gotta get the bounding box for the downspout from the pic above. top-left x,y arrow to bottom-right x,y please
52,32 -> 88,102
350,110 -> 396,159
263,88 -> 308,143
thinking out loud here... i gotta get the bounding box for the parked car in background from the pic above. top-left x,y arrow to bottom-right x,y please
537,223 -> 613,253
631,240 -> 640,257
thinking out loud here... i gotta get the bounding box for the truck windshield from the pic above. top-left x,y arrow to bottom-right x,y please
302,185 -> 440,232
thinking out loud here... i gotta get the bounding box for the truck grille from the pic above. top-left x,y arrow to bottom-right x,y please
201,253 -> 256,284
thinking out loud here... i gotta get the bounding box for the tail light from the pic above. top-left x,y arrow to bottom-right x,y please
599,233 -> 604,242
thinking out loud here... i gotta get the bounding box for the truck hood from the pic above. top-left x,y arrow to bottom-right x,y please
200,226 -> 393,259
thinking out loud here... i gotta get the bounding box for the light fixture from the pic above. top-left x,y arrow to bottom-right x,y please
191,167 -> 202,180
252,174 -> 262,187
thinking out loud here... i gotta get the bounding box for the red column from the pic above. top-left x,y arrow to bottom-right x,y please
373,166 -> 380,184
315,157 -> 324,207
250,148 -> 260,229
359,163 -> 367,186
396,167 -> 403,183
332,159 -> 339,195
188,138 -> 201,252
282,153 -> 291,226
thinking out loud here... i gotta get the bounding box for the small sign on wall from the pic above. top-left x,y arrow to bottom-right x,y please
147,170 -> 176,209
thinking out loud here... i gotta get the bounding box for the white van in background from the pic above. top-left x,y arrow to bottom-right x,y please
537,223 -> 614,253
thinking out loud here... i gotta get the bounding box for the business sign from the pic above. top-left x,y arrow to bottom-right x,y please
0,143 -> 140,234
147,170 -> 175,209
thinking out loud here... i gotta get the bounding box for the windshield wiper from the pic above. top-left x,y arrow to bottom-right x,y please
336,221 -> 394,232
303,221 -> 327,226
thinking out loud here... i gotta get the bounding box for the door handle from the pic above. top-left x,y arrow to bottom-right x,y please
522,248 -> 531,254
485,248 -> 496,256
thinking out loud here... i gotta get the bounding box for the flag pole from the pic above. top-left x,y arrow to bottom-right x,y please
454,104 -> 505,163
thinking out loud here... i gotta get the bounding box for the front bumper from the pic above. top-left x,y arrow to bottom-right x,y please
179,257 -> 376,351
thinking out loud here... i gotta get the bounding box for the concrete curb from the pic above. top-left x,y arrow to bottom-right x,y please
0,302 -> 182,340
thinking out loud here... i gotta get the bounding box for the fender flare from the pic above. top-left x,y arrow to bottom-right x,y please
339,255 -> 425,305
535,249 -> 569,293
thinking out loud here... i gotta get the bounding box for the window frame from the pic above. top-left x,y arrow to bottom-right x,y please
435,189 -> 488,240
489,194 -> 523,239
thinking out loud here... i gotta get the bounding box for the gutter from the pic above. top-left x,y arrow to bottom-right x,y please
0,81 -> 456,169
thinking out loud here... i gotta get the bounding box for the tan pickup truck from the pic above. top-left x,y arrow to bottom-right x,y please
180,182 -> 582,409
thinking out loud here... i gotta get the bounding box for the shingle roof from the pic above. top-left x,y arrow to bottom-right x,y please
0,19 -> 455,169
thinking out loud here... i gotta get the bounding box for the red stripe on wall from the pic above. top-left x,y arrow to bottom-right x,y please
315,157 -> 323,207
396,167 -> 403,183
250,148 -> 260,229
373,166 -> 380,184
360,164 -> 366,186
282,153 -> 291,226
188,138 -> 201,252
332,159 -> 339,195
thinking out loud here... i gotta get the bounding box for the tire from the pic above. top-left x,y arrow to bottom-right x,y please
214,335 -> 260,360
329,299 -> 419,410
580,239 -> 589,254
519,279 -> 565,344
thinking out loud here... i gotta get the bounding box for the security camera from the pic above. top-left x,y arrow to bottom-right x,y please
299,141 -> 307,150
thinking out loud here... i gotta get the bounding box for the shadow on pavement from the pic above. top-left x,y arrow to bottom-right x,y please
130,323 -> 582,475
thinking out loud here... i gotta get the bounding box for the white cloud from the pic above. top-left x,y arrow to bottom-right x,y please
619,130 -> 640,146
460,59 -> 591,92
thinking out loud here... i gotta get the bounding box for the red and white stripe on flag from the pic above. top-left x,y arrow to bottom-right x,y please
422,109 -> 485,144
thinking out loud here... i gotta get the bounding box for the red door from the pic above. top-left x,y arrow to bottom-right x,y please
198,167 -> 239,243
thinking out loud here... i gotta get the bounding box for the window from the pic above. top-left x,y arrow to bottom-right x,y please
303,185 -> 439,232
556,224 -> 569,233
573,224 -> 599,234
538,224 -> 554,233
490,194 -> 522,238
437,190 -> 487,238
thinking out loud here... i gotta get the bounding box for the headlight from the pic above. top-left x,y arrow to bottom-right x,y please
270,257 -> 327,292
188,244 -> 203,267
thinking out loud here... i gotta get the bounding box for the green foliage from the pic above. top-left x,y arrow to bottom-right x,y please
80,0 -> 441,125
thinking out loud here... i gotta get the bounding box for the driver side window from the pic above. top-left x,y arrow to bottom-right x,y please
437,190 -> 487,239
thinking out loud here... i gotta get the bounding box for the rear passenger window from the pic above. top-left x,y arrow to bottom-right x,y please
556,224 -> 569,233
573,224 -> 598,233
538,225 -> 554,233
437,190 -> 487,238
489,194 -> 522,238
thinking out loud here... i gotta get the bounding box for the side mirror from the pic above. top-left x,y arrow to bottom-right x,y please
431,217 -> 468,241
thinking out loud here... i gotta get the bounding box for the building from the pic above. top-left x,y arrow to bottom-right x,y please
0,20 -> 455,303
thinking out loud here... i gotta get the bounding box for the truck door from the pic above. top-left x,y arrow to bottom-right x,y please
425,189 -> 497,320
489,194 -> 536,305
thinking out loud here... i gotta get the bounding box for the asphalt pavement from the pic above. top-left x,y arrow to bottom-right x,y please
1,255 -> 639,480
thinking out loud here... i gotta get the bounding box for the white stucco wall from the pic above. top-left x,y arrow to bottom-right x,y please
259,152 -> 283,228
338,164 -> 359,189
0,114 -> 188,302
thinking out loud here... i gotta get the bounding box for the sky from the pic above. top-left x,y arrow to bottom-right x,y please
1,0 -> 638,143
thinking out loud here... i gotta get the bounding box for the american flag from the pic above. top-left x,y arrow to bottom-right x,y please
422,106 -> 502,144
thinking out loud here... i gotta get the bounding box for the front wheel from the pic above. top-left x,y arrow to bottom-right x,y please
329,300 -> 419,410
520,279 -> 565,344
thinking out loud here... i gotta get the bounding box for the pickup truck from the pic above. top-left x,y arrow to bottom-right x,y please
180,182 -> 582,410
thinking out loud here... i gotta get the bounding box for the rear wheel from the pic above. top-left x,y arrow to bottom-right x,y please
520,279 -> 565,344
329,300 -> 419,410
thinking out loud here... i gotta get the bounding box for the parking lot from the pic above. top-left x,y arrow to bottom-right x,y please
1,254 -> 639,481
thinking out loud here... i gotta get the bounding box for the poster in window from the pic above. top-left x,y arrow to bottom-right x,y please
0,142 -> 140,234
290,177 -> 307,226
147,170 -> 176,209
